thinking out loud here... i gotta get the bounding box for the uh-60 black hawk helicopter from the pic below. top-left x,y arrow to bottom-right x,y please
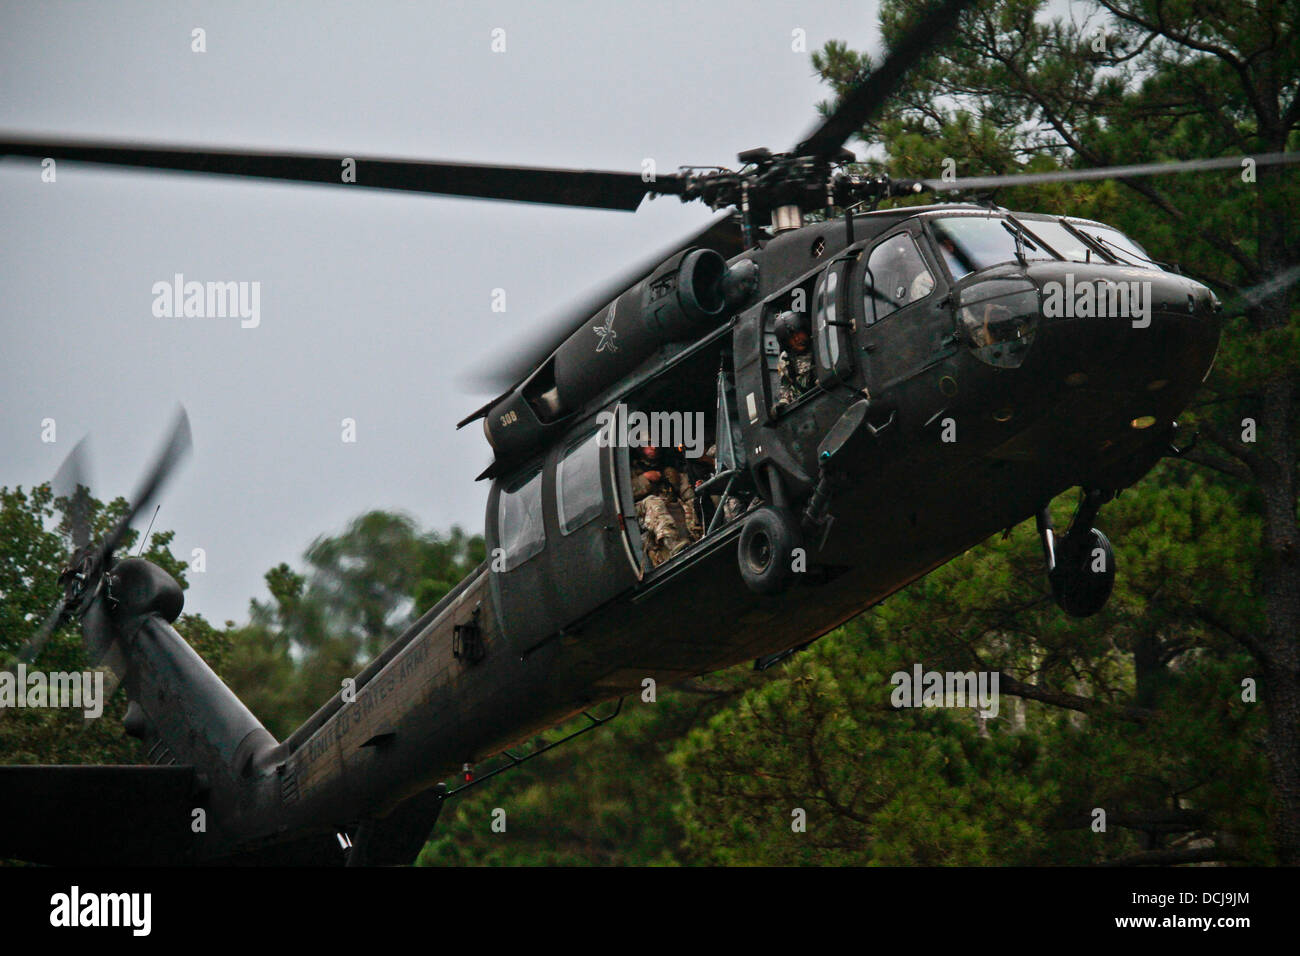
3,0 -> 1295,866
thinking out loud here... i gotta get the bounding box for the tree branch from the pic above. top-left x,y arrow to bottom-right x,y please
995,671 -> 1153,723
1098,845 -> 1244,866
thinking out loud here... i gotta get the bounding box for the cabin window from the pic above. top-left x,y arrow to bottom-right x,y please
863,234 -> 934,323
558,431 -> 604,534
812,279 -> 825,366
498,467 -> 545,569
813,269 -> 842,369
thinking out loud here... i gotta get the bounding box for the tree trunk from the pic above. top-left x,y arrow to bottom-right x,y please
1250,146 -> 1300,862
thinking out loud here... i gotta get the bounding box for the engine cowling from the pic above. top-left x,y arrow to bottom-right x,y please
482,247 -> 732,472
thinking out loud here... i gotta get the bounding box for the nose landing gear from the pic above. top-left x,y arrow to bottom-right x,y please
1037,489 -> 1117,618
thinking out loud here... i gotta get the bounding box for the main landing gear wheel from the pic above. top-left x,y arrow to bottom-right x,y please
1049,527 -> 1116,618
1037,489 -> 1117,619
739,506 -> 802,595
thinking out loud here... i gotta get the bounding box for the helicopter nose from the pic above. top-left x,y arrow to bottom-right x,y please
952,262 -> 1221,474
1024,262 -> 1221,398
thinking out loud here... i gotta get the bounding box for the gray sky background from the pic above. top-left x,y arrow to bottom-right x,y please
1,1 -> 888,625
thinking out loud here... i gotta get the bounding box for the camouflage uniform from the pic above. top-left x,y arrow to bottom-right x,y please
722,491 -> 763,522
666,463 -> 702,540
699,442 -> 754,524
776,347 -> 815,407
631,452 -> 696,568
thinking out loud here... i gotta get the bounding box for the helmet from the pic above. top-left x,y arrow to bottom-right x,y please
773,310 -> 808,344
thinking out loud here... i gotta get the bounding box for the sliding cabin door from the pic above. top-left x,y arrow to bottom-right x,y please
487,412 -> 641,655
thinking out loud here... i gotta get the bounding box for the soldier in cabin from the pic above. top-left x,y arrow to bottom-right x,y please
773,310 -> 815,412
631,444 -> 694,567
685,444 -> 715,498
668,443 -> 704,541
682,443 -> 716,535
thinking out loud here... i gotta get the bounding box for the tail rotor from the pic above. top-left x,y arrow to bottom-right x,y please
10,407 -> 192,670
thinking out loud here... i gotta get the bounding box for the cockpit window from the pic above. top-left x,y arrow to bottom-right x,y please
1068,223 -> 1161,269
863,233 -> 935,323
930,215 -> 1162,277
930,217 -> 1046,279
1015,219 -> 1099,263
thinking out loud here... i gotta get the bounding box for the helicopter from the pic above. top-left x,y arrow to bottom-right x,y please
1,0 -> 1295,866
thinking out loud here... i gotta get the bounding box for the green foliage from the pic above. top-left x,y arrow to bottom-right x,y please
222,514 -> 485,738
417,672 -> 754,867
0,483 -> 225,765
672,643 -> 1047,865
669,472 -> 1272,864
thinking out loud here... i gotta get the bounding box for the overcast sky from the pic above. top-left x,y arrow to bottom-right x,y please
1,1 -> 891,625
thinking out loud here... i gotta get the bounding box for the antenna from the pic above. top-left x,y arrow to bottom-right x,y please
137,504 -> 161,556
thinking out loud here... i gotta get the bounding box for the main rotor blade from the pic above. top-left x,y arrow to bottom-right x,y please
795,0 -> 976,161
101,407 -> 192,558
921,152 -> 1300,191
1225,263 -> 1300,312
459,210 -> 743,397
0,135 -> 687,211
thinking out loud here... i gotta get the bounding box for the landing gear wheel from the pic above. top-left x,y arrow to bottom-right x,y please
738,506 -> 802,595
1049,527 -> 1115,618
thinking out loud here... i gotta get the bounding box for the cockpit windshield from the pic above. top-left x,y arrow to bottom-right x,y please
1067,223 -> 1159,268
928,215 -> 1162,280
1016,219 -> 1099,263
929,216 -> 1047,279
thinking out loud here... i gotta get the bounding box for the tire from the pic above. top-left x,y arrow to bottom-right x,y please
1050,527 -> 1116,618
738,506 -> 802,595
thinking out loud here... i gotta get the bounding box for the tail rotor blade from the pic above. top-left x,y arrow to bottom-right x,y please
51,436 -> 92,550
12,599 -> 70,667
101,407 -> 192,557
10,409 -> 193,671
